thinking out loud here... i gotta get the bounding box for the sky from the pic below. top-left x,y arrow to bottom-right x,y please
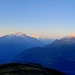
0,0 -> 75,38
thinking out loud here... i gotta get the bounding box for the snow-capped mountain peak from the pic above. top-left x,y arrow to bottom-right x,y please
1,32 -> 28,39
13,32 -> 27,37
7,32 -> 27,37
63,34 -> 75,39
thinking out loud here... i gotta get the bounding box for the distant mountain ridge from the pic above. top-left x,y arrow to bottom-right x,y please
0,32 -> 45,64
46,34 -> 75,47
38,38 -> 54,45
0,32 -> 54,45
64,34 -> 75,38
5,32 -> 27,37
14,33 -> 75,75
0,32 -> 55,64
1,33 -> 75,74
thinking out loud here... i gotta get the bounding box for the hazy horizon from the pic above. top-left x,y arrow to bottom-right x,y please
0,0 -> 75,38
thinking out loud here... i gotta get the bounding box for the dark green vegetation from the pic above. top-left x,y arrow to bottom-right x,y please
0,63 -> 66,75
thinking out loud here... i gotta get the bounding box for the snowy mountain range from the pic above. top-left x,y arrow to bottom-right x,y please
0,32 -> 54,64
1,32 -> 75,74
1,32 -> 54,45
14,33 -> 75,75
64,34 -> 75,38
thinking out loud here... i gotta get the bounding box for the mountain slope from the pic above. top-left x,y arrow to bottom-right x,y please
0,32 -> 44,64
14,34 -> 75,75
38,38 -> 54,45
0,63 -> 66,75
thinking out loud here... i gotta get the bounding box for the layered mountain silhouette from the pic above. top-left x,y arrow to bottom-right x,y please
1,33 -> 75,74
0,32 -> 46,64
14,34 -> 75,75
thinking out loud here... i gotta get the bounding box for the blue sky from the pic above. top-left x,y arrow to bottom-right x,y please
0,0 -> 75,38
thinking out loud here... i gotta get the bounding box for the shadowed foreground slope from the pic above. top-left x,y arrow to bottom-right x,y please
0,63 -> 66,75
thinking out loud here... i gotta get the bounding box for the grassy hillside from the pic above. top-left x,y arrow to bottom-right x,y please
0,63 -> 66,75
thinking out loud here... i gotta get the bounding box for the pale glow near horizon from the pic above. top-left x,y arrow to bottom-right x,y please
0,0 -> 75,38
0,31 -> 70,39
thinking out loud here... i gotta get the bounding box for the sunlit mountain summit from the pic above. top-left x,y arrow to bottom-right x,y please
3,32 -> 28,38
13,32 -> 27,37
64,34 -> 75,38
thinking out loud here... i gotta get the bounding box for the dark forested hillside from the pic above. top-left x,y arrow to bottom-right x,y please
0,63 -> 66,75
